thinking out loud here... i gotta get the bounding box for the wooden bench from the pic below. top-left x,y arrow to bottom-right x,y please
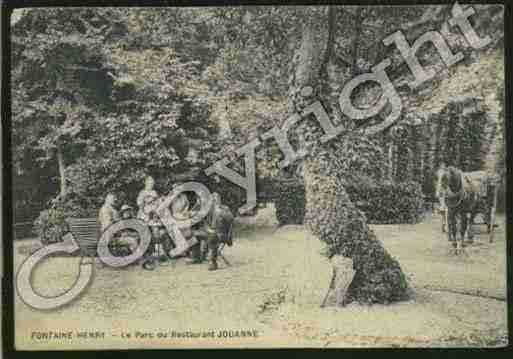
66,217 -> 174,258
66,217 -> 101,256
67,217 -> 135,257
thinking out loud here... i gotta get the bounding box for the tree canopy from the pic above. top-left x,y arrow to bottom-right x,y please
11,5 -> 504,222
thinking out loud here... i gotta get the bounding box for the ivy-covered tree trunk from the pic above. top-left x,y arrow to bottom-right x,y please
290,8 -> 410,305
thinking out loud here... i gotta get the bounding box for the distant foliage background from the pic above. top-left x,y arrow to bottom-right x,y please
10,6 -> 504,241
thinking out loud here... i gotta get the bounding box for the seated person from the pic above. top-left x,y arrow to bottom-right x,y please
137,176 -> 161,226
115,204 -> 139,256
99,193 -> 119,233
169,191 -> 199,260
187,192 -> 234,271
171,191 -> 194,240
120,204 -> 135,219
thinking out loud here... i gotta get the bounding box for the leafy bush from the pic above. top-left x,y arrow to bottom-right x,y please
345,180 -> 424,224
34,208 -> 68,245
273,178 -> 424,226
34,194 -> 96,245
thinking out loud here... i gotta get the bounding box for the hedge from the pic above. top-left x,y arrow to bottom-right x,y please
274,180 -> 306,226
345,180 -> 424,224
274,179 -> 424,225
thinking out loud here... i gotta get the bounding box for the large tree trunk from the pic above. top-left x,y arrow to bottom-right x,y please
290,7 -> 410,305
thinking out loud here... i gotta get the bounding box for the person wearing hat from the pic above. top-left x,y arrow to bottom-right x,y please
187,192 -> 234,271
120,204 -> 135,219
115,204 -> 139,256
203,192 -> 234,271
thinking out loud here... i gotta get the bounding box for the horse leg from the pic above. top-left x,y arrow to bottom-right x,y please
467,210 -> 477,244
459,213 -> 467,253
486,203 -> 492,234
448,211 -> 458,254
441,209 -> 447,233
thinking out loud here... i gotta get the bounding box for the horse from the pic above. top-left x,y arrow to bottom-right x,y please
435,166 -> 449,233
437,166 -> 491,254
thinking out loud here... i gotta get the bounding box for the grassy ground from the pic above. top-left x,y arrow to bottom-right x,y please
13,209 -> 508,349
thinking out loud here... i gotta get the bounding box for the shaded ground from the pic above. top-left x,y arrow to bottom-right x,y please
13,211 -> 508,349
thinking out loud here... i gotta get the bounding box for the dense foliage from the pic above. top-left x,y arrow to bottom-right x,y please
12,9 -> 221,224
274,180 -> 306,226
274,135 -> 393,226
273,178 -> 424,226
346,181 -> 424,224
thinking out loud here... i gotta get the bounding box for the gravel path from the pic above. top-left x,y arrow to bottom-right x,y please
13,213 -> 508,349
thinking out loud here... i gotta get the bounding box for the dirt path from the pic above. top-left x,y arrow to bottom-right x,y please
371,214 -> 508,300
13,213 -> 508,348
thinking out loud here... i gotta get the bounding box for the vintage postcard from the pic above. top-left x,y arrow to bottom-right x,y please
5,3 -> 508,351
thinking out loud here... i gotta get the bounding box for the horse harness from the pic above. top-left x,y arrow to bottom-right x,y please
445,172 -> 479,209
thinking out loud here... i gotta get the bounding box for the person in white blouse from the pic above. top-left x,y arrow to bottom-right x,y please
99,193 -> 119,233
